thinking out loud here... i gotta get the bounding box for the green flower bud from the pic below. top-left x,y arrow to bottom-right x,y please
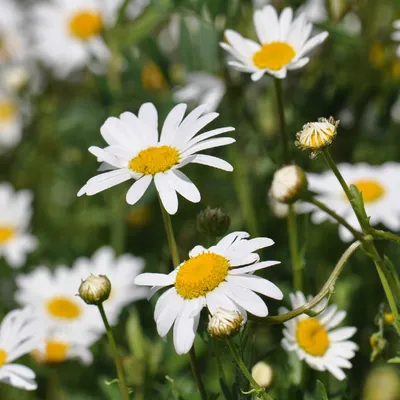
78,274 -> 111,305
197,207 -> 231,237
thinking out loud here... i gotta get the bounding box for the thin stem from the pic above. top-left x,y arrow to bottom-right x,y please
288,205 -> 302,290
273,78 -> 290,163
97,303 -> 130,400
189,347 -> 208,400
226,339 -> 273,400
304,196 -> 363,241
257,241 -> 362,324
157,199 -> 207,400
372,229 -> 400,243
212,339 -> 226,382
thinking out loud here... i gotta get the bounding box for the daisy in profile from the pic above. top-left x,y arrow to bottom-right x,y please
72,246 -> 148,326
31,0 -> 119,78
220,4 -> 328,80
0,183 -> 37,268
78,103 -> 235,215
0,307 -> 43,391
15,265 -> 100,332
33,326 -> 101,365
281,291 -> 358,381
299,163 -> 400,241
0,92 -> 24,151
134,231 -> 283,354
173,73 -> 226,112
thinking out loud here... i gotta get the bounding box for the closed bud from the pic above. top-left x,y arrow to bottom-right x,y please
78,274 -> 111,305
251,361 -> 273,388
270,165 -> 307,204
197,207 -> 231,237
295,117 -> 339,158
207,308 -> 243,338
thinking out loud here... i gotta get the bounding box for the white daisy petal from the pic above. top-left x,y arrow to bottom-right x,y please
79,170 -> 131,196
138,102 -> 158,145
160,103 -> 187,145
190,154 -> 234,171
126,175 -> 153,205
134,273 -> 174,287
329,327 -> 357,342
154,173 -> 179,215
169,170 -> 201,203
227,275 -> 283,300
229,260 -> 281,274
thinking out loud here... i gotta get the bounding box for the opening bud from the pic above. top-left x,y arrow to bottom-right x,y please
197,207 -> 231,237
295,117 -> 339,158
251,361 -> 273,388
270,165 -> 307,204
78,274 -> 111,305
207,308 -> 243,338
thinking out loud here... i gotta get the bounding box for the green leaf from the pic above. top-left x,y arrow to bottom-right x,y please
388,356 -> 400,363
126,309 -> 146,360
349,184 -> 370,228
316,380 -> 329,400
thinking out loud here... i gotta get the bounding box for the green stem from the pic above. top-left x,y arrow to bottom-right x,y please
304,196 -> 363,240
97,303 -> 130,400
226,339 -> 274,400
158,199 -> 207,400
372,229 -> 400,243
213,339 -> 227,383
273,78 -> 290,163
288,205 -> 302,290
256,241 -> 362,324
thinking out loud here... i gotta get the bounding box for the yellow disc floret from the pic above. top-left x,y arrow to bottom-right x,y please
0,226 -> 15,243
253,42 -> 295,70
0,349 -> 7,366
129,146 -> 180,175
175,252 -> 230,299
296,318 -> 330,357
44,340 -> 69,363
0,101 -> 16,123
69,11 -> 103,40
47,296 -> 81,320
351,179 -> 385,203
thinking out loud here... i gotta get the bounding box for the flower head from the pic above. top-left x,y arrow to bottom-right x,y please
0,307 -> 43,390
134,231 -> 283,354
220,5 -> 328,81
208,308 -> 244,338
298,163 -> 400,241
251,361 -> 273,388
78,103 -> 235,215
0,183 -> 37,267
295,117 -> 339,158
270,165 -> 307,203
79,274 -> 111,305
281,291 -> 358,381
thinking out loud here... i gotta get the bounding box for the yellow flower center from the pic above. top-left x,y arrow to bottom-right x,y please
129,146 -> 179,175
0,226 -> 15,243
253,42 -> 295,70
0,349 -> 7,366
296,318 -> 330,357
47,296 -> 81,320
0,101 -> 17,122
44,340 -> 69,363
69,11 -> 103,40
175,252 -> 230,299
351,179 -> 385,203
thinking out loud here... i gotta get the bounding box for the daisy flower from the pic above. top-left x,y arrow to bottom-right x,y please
299,163 -> 400,241
134,231 -> 283,354
173,73 -> 226,112
33,326 -> 101,365
0,92 -> 24,151
15,265 -> 100,332
31,0 -> 119,78
392,20 -> 400,57
73,246 -> 148,325
78,103 -> 235,215
0,307 -> 43,391
220,4 -> 328,80
0,183 -> 37,268
299,0 -> 328,24
281,291 -> 358,381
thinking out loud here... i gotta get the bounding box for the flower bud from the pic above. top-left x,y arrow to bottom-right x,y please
251,361 -> 273,388
384,312 -> 395,325
363,366 -> 400,400
207,308 -> 243,338
197,207 -> 231,237
295,117 -> 339,158
270,165 -> 307,204
268,194 -> 290,218
78,274 -> 111,305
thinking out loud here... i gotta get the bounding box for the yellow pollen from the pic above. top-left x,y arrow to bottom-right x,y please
175,252 -> 230,299
69,11 -> 103,40
0,226 -> 15,243
47,296 -> 81,320
0,101 -> 17,122
129,146 -> 179,175
296,318 -> 330,357
350,179 -> 385,203
253,42 -> 295,70
0,349 -> 7,366
44,340 -> 69,363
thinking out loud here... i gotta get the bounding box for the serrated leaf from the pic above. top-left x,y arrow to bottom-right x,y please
316,380 -> 329,400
